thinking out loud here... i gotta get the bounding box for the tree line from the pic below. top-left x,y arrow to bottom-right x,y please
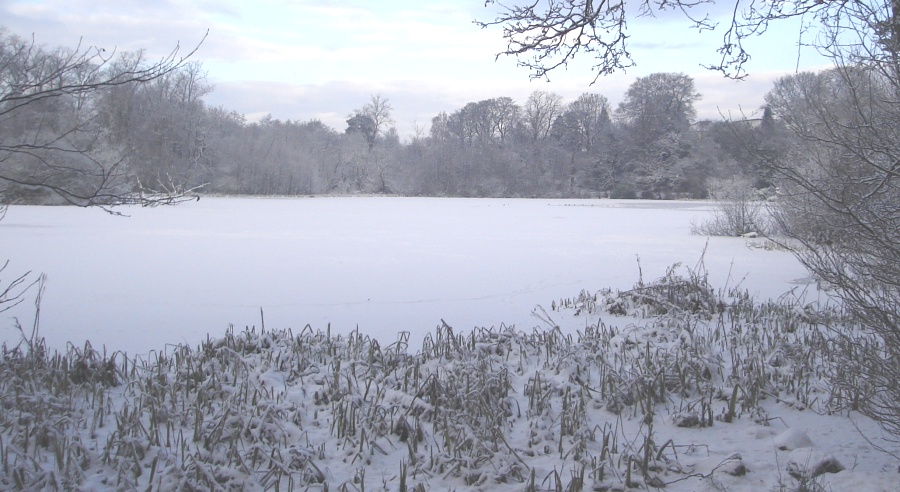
2,28 -> 787,204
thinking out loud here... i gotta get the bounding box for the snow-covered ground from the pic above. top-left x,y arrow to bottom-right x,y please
1,197 -> 811,355
1,197 -> 898,491
0,197 -> 900,492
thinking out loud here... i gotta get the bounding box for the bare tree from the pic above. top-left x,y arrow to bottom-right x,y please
345,94 -> 395,151
523,90 -> 563,141
756,0 -> 899,436
98,60 -> 214,195
765,64 -> 900,437
481,0 -> 900,438
438,97 -> 522,147
552,92 -> 611,152
362,94 -> 395,141
0,28 -> 205,208
615,73 -> 700,143
691,176 -> 768,236
486,96 -> 521,145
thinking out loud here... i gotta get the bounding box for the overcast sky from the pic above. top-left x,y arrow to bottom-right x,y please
3,0 -> 830,139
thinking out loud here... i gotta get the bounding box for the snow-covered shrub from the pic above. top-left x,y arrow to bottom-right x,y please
693,177 -> 770,237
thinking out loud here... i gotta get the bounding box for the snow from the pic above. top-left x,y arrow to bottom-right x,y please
3,196 -> 898,491
774,428 -> 814,451
0,196 -> 811,355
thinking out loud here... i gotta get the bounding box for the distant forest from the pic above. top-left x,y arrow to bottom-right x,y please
2,31 -> 800,203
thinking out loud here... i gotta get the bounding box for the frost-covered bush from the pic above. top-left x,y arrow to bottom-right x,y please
693,177 -> 770,237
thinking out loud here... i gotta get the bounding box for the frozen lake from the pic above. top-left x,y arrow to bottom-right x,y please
1,197 -> 811,355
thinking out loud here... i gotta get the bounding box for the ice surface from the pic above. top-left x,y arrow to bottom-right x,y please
1,197 -> 812,355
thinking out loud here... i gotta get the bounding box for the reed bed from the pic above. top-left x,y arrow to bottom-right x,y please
0,263 -> 877,491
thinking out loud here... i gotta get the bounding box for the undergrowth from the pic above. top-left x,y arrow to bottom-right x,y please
0,263 -> 874,490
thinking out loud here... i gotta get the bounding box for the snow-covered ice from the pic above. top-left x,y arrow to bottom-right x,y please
0,196 -> 811,355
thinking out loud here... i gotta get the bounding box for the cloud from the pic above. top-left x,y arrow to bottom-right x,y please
3,0 -> 212,59
4,0 -> 832,140
693,72 -> 772,120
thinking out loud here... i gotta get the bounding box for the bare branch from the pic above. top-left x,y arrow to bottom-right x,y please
479,1 -> 896,80
0,29 -> 207,207
478,0 -> 634,83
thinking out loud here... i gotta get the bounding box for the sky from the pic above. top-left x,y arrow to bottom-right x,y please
1,0 -> 831,139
